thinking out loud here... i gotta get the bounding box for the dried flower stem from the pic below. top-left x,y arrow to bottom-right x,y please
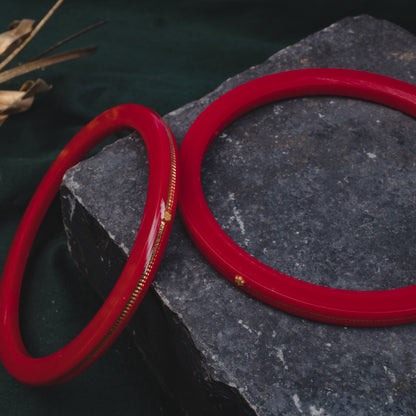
0,46 -> 97,85
0,1 -> 106,124
0,0 -> 64,71
32,19 -> 109,61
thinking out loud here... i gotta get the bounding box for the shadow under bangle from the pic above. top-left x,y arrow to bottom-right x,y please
179,68 -> 416,327
0,104 -> 179,385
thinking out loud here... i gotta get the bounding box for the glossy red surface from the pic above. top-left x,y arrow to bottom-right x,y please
0,104 -> 179,385
179,68 -> 416,326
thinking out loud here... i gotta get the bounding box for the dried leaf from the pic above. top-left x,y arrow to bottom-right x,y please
32,19 -> 108,61
0,46 -> 97,85
0,78 -> 50,126
0,0 -> 64,71
17,78 -> 50,111
0,1 -> 106,125
0,19 -> 35,56
0,114 -> 8,126
20,78 -> 50,95
0,90 -> 25,112
0,78 -> 50,117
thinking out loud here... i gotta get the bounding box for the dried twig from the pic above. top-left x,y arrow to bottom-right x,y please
32,19 -> 109,60
0,0 -> 105,124
0,0 -> 64,71
0,46 -> 98,84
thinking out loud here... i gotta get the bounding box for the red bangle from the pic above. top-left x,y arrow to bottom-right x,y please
0,104 -> 178,385
179,68 -> 416,327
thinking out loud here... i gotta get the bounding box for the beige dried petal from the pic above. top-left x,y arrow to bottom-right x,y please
20,78 -> 50,95
9,95 -> 35,114
0,19 -> 35,57
0,1 -> 105,126
0,0 -> 64,72
0,78 -> 50,115
0,113 -> 9,126
0,46 -> 98,85
0,90 -> 25,112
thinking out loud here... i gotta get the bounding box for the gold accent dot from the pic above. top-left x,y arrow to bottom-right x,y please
163,211 -> 172,222
235,275 -> 245,287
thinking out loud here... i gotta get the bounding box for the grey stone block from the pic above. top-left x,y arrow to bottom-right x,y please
61,15 -> 416,416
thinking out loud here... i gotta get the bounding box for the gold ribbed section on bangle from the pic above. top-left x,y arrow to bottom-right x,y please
57,132 -> 178,384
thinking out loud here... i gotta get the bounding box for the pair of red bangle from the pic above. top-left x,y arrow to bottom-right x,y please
1,68 -> 416,386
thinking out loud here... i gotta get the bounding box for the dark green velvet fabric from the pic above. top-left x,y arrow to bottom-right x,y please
0,1 -> 415,414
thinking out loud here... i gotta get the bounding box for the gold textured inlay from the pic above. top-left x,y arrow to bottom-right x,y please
57,128 -> 178,384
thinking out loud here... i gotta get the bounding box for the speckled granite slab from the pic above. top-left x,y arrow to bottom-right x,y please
61,16 -> 416,416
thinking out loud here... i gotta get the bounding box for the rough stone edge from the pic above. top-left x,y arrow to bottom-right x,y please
60,184 -> 257,416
